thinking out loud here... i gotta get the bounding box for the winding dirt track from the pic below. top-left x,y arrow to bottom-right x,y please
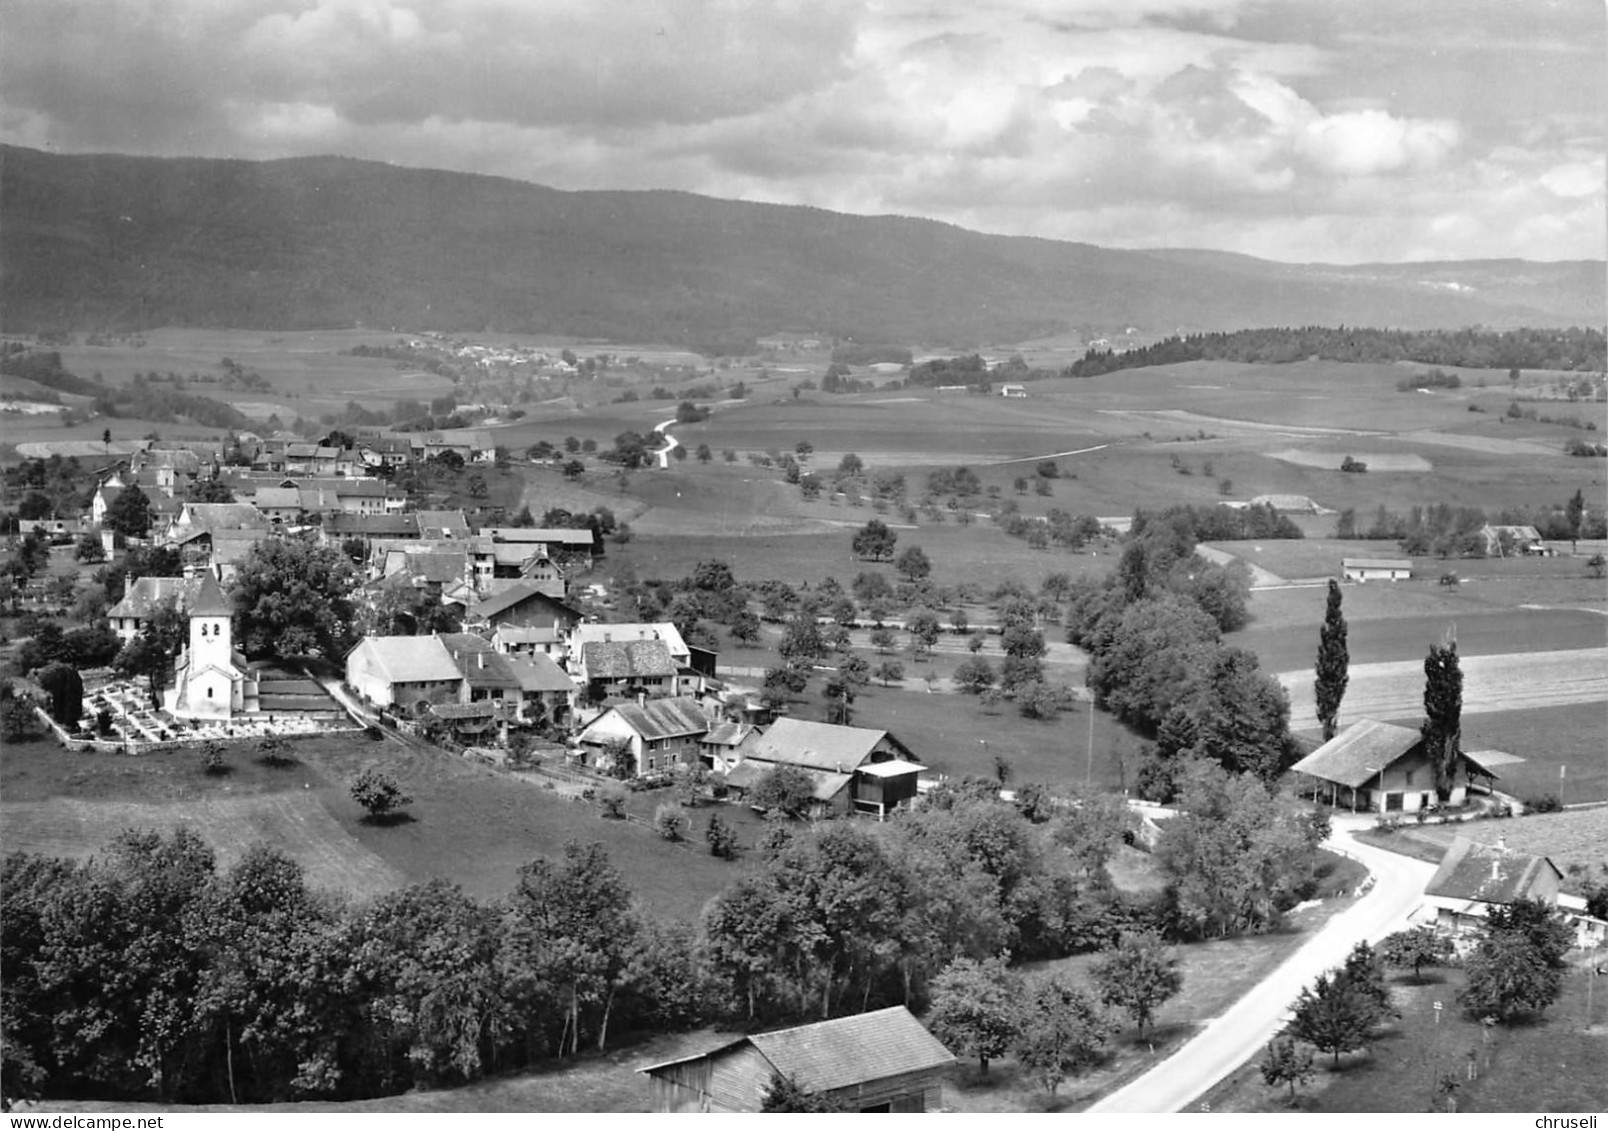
1278,646 -> 1608,731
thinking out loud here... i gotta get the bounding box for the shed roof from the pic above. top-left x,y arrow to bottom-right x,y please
639,1006 -> 954,1096
855,758 -> 927,778
1343,557 -> 1412,570
1425,837 -> 1562,906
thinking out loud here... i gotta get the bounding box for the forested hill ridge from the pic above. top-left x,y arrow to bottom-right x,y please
1066,326 -> 1607,378
2,145 -> 1602,348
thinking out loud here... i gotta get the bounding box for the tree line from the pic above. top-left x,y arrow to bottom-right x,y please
1066,326 -> 1606,378
1066,507 -> 1298,794
1,773 -> 1337,1108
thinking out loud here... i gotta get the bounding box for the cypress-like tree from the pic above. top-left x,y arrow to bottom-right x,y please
1421,635 -> 1463,801
1313,579 -> 1349,741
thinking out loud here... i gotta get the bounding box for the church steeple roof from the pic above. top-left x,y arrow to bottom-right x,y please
189,571 -> 234,617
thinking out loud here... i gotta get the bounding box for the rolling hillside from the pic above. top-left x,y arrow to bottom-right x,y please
2,145 -> 1601,346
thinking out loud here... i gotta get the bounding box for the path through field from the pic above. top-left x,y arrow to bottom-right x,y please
1,792 -> 405,898
1278,646 -> 1608,731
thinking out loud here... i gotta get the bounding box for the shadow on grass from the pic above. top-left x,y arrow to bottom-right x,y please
257,757 -> 301,770
202,765 -> 235,778
361,810 -> 418,827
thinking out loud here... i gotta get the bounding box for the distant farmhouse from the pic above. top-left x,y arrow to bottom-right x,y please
1342,557 -> 1412,582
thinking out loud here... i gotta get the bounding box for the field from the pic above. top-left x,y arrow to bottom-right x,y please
1360,806 -> 1608,883
1194,967 -> 1608,1113
0,734 -> 759,917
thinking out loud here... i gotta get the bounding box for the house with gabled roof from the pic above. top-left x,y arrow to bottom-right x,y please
465,583 -> 581,634
107,575 -> 204,642
725,718 -> 925,818
639,1005 -> 954,1113
1289,717 -> 1501,812
575,638 -> 679,701
344,635 -> 466,711
570,622 -> 688,666
1421,836 -> 1563,937
575,696 -> 711,776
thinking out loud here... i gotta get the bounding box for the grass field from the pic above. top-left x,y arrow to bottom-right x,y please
0,733 -> 758,917
1359,806 -> 1608,885
1194,967 -> 1608,1113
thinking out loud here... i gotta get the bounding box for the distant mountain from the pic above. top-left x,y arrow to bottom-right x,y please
2,145 -> 1601,347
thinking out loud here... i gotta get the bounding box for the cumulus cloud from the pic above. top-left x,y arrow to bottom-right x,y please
0,0 -> 1600,263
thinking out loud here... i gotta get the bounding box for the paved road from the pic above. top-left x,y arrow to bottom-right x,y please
1088,817 -> 1438,1113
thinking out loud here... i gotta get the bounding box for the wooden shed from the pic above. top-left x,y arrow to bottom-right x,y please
639,1006 -> 954,1112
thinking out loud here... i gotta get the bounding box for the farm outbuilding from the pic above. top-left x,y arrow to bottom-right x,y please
1342,557 -> 1413,581
1290,717 -> 1502,812
1421,836 -> 1563,938
638,1006 -> 954,1112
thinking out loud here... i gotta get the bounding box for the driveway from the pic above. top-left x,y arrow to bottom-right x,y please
1088,817 -> 1438,1113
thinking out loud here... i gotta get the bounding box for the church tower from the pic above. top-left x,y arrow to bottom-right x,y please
188,571 -> 235,666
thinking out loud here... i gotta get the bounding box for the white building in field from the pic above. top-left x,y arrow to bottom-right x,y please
1342,557 -> 1412,582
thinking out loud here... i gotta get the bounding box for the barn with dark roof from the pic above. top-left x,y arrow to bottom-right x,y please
639,1006 -> 954,1112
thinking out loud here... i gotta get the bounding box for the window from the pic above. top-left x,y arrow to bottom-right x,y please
1404,770 -> 1415,787
207,687 -> 213,698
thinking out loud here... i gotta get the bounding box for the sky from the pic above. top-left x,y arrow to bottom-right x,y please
1,0 -> 1602,264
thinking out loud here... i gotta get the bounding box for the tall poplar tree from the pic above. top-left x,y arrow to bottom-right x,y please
1421,634 -> 1463,800
1313,579 -> 1349,741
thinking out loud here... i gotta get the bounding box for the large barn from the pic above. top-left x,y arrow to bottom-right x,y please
638,1006 -> 954,1112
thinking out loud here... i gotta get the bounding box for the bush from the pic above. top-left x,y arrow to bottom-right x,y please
1340,455 -> 1368,473
598,784 -> 627,818
653,801 -> 687,841
200,740 -> 228,776
706,812 -> 738,858
1522,794 -> 1563,814
349,767 -> 413,820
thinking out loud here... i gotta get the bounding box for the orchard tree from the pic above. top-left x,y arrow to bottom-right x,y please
927,956 -> 1022,1075
1014,975 -> 1111,1096
1313,579 -> 1349,741
1260,1036 -> 1314,1103
1287,966 -> 1391,1066
895,545 -> 932,582
1421,635 -> 1463,801
1091,931 -> 1183,1042
852,518 -> 897,561
1379,926 -> 1454,984
952,656 -> 996,695
231,537 -> 359,659
705,813 -> 738,859
872,660 -> 905,687
1459,897 -> 1572,1022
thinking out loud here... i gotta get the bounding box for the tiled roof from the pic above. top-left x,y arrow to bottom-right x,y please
746,718 -> 906,773
414,510 -> 470,538
349,635 -> 463,684
1426,837 -> 1561,906
582,639 -> 676,679
747,1007 -> 953,1092
188,572 -> 234,617
504,653 -> 576,693
1289,718 -> 1423,788
641,1007 -> 953,1095
1343,558 -> 1412,570
182,502 -> 266,529
473,584 -> 578,622
107,576 -> 196,620
704,720 -> 753,747
610,697 -> 710,741
571,622 -> 687,658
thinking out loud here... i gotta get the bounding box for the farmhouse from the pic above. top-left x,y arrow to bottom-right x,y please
1480,524 -> 1550,557
1421,836 -> 1563,937
574,696 -> 710,775
999,383 -> 1027,398
727,718 -> 925,819
574,638 -> 680,700
107,575 -> 205,642
1342,557 -> 1412,582
465,583 -> 582,634
639,1005 -> 954,1113
570,622 -> 690,667
345,635 -> 465,711
1289,717 -> 1501,812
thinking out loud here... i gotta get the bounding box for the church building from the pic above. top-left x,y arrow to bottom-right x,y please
164,572 -> 252,720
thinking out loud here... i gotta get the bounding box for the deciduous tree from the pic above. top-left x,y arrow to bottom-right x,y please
851,518 -> 897,561
1378,926 -> 1454,984
1014,975 -> 1111,1096
1091,931 -> 1182,1042
1260,1036 -> 1314,1103
927,956 -> 1022,1075
231,538 -> 359,660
